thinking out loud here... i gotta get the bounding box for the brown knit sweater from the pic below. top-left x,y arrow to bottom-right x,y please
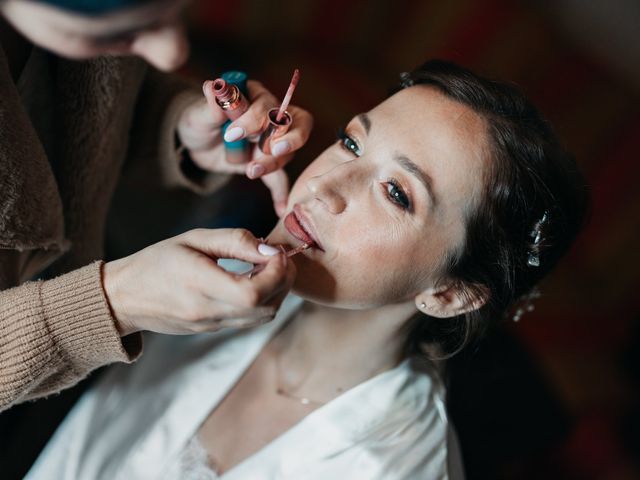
0,45 -> 228,412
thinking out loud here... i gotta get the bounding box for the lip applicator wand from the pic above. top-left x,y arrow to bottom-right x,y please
243,241 -> 312,278
258,68 -> 300,155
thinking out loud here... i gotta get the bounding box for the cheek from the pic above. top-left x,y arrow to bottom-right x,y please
293,221 -> 431,307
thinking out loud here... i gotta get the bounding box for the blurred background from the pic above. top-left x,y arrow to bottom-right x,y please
3,0 -> 640,479
170,1 -> 639,478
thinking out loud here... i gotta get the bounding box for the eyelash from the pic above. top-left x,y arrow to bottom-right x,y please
337,129 -> 362,157
384,179 -> 411,210
336,129 -> 412,211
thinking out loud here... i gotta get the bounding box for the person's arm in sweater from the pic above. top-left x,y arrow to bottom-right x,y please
0,67 -> 309,412
0,254 -> 141,413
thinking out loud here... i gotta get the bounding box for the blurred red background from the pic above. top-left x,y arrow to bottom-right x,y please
2,1 -> 638,479
177,1 -> 640,478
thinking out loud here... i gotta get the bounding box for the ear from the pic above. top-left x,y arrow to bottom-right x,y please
415,282 -> 489,318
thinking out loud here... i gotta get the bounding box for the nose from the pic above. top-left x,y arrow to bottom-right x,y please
130,22 -> 189,71
306,161 -> 360,214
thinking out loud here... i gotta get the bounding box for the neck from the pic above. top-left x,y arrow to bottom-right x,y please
0,15 -> 32,82
270,300 -> 417,403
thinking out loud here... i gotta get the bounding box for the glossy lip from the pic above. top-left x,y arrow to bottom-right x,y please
288,204 -> 324,251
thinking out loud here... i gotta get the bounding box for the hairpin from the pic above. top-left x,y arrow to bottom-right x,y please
399,72 -> 414,88
527,210 -> 549,267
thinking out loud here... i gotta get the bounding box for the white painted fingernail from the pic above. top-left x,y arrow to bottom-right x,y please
258,243 -> 280,256
248,164 -> 265,179
271,141 -> 291,157
224,126 -> 245,142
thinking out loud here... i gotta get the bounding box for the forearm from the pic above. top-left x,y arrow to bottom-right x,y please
0,261 -> 141,412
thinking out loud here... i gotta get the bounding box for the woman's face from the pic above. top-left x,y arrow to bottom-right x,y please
268,86 -> 491,308
0,0 -> 189,71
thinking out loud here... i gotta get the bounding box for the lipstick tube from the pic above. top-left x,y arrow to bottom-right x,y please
212,75 -> 249,121
212,71 -> 250,164
258,107 -> 293,155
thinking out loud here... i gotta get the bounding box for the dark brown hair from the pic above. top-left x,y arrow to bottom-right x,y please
397,60 -> 590,358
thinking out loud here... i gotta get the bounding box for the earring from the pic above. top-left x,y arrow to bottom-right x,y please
419,302 -> 427,309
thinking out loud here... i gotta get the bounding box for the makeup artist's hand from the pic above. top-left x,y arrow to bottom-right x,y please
177,80 -> 313,217
103,228 -> 296,336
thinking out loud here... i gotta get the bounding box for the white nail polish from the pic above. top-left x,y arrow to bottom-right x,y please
224,126 -> 245,142
258,243 -> 280,256
271,141 -> 291,157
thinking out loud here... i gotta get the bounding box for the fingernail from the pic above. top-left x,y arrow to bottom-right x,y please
224,126 -> 245,142
258,243 -> 280,256
271,141 -> 291,157
248,164 -> 265,179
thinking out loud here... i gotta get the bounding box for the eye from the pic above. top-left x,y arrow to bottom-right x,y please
337,129 -> 362,157
384,179 -> 411,210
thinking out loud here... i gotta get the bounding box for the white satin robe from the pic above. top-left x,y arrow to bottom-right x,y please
26,294 -> 462,479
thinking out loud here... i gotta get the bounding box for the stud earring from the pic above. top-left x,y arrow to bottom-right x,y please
420,302 -> 427,309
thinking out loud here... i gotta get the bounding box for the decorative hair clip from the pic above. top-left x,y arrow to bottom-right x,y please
526,254 -> 540,268
399,72 -> 414,88
527,210 -> 549,267
512,287 -> 541,322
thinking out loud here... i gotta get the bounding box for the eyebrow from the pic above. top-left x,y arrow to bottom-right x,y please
356,113 -> 437,208
357,113 -> 371,134
395,155 -> 437,208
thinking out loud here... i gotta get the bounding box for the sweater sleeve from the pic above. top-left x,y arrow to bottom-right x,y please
124,66 -> 231,195
0,260 -> 141,412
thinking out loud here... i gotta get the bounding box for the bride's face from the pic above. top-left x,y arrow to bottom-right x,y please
268,86 -> 491,308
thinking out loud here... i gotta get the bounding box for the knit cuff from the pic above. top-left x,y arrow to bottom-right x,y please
40,261 -> 142,372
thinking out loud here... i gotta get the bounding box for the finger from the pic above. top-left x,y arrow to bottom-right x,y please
245,145 -> 290,216
200,253 -> 289,308
258,106 -> 314,159
180,228 -> 276,265
176,100 -> 221,153
207,301 -> 278,323
261,264 -> 295,312
224,81 -> 278,140
245,145 -> 292,178
181,96 -> 221,132
248,252 -> 295,302
209,260 -> 295,329
189,146 -> 247,174
261,169 -> 290,217
215,315 -> 275,330
202,80 -> 235,126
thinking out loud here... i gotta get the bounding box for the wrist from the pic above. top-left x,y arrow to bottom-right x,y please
175,132 -> 209,181
102,259 -> 137,337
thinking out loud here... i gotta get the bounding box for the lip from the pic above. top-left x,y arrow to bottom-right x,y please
284,205 -> 324,251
